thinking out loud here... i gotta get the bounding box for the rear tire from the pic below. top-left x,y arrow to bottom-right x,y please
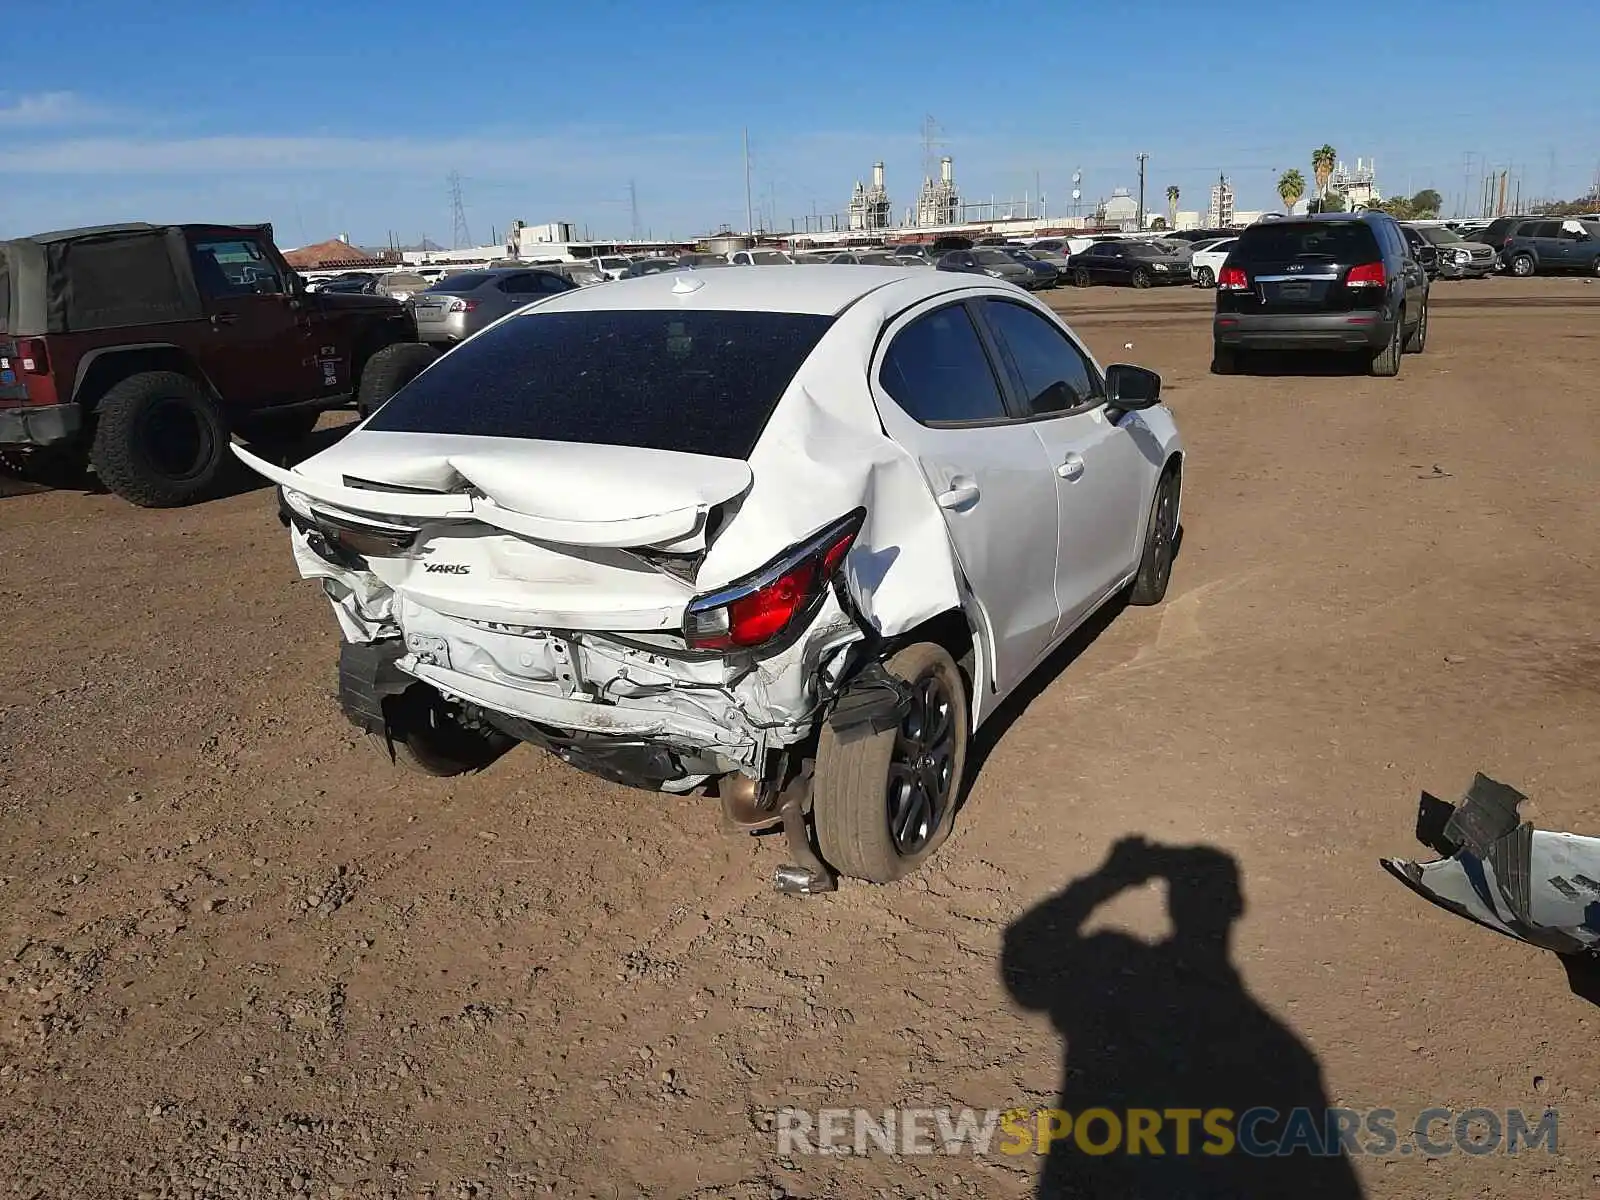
1073,268 -> 1092,288
356,342 -> 438,418
813,642 -> 969,885
89,371 -> 227,507
1509,254 -> 1535,278
1369,313 -> 1403,377
1210,343 -> 1241,375
1129,467 -> 1180,606
1196,266 -> 1215,288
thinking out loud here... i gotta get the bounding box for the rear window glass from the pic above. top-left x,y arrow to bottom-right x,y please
425,272 -> 493,292
1235,222 -> 1380,262
363,309 -> 834,459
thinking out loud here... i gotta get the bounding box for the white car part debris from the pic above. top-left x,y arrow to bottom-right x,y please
1383,773 -> 1600,956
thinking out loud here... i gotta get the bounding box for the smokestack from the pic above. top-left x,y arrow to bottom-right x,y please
873,161 -> 885,189
940,156 -> 953,184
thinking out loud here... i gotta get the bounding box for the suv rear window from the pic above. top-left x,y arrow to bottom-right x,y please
363,309 -> 834,459
1234,222 -> 1381,263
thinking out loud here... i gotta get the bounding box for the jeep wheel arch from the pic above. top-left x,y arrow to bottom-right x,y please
72,344 -> 219,415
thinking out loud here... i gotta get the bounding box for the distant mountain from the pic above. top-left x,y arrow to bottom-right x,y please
395,239 -> 447,253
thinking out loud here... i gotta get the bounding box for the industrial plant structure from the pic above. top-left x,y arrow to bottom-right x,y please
915,156 -> 960,227
1328,158 -> 1381,208
848,162 -> 893,232
1208,174 -> 1236,228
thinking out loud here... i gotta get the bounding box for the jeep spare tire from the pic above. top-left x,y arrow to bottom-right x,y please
357,343 -> 438,418
90,371 -> 227,508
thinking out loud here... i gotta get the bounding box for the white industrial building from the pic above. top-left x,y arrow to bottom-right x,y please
848,162 -> 892,232
1208,174 -> 1236,228
1328,158 -> 1381,209
914,157 -> 960,227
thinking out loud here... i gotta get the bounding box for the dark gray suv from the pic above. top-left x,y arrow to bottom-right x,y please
1212,212 -> 1429,378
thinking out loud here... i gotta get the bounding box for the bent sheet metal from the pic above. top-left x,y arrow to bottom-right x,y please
1383,773 -> 1600,955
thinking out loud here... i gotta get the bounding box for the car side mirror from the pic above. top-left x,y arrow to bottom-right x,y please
1105,364 -> 1162,410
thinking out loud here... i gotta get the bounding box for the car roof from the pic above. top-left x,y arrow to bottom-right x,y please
513,264 -> 992,317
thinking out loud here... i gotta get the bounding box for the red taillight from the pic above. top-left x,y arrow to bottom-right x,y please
16,338 -> 49,375
446,298 -> 480,313
683,511 -> 865,651
1217,265 -> 1249,291
1345,262 -> 1386,288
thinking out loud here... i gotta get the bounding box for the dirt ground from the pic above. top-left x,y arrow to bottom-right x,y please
3,276 -> 1599,1199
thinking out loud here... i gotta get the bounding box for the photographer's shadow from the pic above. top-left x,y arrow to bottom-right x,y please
1001,838 -> 1366,1199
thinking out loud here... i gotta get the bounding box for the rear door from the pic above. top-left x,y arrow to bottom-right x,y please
975,297 -> 1149,634
870,298 -> 1064,693
186,232 -> 318,409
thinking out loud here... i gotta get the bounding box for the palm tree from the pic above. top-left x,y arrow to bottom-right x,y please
1278,169 -> 1306,214
1165,185 -> 1179,229
1312,145 -> 1337,199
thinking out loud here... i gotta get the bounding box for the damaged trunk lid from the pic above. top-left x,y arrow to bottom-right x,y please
240,433 -> 753,630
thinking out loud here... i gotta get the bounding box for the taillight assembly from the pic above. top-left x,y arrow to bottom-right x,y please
16,338 -> 49,375
1345,262 -> 1386,288
683,510 -> 865,651
446,298 -> 479,313
1217,265 -> 1249,291
308,506 -> 418,559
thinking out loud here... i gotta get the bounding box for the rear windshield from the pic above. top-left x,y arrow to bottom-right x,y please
1234,222 -> 1379,262
425,272 -> 494,292
363,309 -> 835,459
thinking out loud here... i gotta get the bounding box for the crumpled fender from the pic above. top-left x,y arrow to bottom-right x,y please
699,385 -> 964,641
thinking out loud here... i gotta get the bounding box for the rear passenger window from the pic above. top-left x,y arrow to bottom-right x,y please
980,300 -> 1101,416
879,304 -> 1008,425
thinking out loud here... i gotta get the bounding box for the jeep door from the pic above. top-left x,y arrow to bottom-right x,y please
185,232 -> 319,411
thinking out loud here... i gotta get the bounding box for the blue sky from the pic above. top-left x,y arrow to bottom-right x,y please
2,0 -> 1594,246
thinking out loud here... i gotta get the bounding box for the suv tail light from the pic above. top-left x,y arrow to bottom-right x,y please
16,338 -> 49,375
683,510 -> 865,651
1345,262 -> 1386,288
1217,265 -> 1249,291
446,298 -> 479,313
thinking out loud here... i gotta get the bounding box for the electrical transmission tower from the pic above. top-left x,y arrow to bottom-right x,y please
448,171 -> 471,249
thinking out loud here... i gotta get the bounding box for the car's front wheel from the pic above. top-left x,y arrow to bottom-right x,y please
813,642 -> 969,884
1131,268 -> 1153,289
1403,298 -> 1428,354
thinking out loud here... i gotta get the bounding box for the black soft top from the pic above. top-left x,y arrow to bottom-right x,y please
0,222 -> 275,335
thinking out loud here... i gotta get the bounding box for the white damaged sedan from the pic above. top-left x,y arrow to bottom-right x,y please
235,266 -> 1184,892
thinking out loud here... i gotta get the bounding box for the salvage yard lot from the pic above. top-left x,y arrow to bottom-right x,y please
2,277 -> 1599,1198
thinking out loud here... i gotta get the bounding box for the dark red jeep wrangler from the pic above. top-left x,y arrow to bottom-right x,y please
0,222 -> 431,506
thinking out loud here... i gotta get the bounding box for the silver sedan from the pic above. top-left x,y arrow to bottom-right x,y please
409,267 -> 577,344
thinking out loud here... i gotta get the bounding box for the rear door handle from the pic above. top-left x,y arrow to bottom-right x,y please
210,313 -> 238,327
1057,452 -> 1086,480
937,481 -> 980,510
